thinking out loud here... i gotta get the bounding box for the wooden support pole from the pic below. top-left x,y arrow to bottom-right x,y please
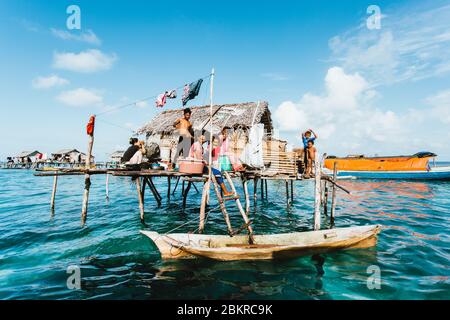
260,178 -> 264,200
50,174 -> 58,210
146,177 -> 162,206
182,181 -> 192,209
285,180 -> 290,205
105,173 -> 109,200
224,172 -> 254,243
323,181 -> 329,216
264,179 -> 268,199
136,177 -> 145,222
167,176 -> 171,201
199,180 -> 210,233
243,178 -> 250,214
81,121 -> 94,226
142,177 -> 146,203
290,180 -> 294,203
211,174 -> 233,235
253,178 -> 258,201
330,162 -> 337,227
313,151 -> 321,230
172,176 -> 180,195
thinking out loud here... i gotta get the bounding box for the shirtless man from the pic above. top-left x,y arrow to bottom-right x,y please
173,108 -> 194,163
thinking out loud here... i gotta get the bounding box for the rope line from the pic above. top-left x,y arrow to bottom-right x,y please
95,73 -> 212,117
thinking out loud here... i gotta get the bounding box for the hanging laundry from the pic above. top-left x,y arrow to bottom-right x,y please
155,93 -> 167,108
166,89 -> 177,99
182,79 -> 203,106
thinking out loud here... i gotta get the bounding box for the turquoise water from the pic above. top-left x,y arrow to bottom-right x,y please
0,169 -> 449,300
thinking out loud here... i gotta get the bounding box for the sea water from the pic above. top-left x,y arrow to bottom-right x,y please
0,168 -> 448,300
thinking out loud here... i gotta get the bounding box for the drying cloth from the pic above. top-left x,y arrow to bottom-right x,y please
182,79 -> 203,106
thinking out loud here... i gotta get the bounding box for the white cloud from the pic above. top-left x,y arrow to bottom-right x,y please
56,88 -> 103,107
329,4 -> 450,85
32,74 -> 69,89
51,28 -> 101,45
426,89 -> 450,124
274,67 -> 450,158
53,49 -> 117,73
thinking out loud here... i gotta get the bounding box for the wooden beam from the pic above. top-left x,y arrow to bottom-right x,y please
136,177 -> 145,223
211,174 -> 233,235
182,181 -> 192,209
50,175 -> 58,210
81,129 -> 94,226
314,152 -> 321,230
199,180 -> 210,233
330,162 -> 337,227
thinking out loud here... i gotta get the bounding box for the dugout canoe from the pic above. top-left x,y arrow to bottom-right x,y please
140,225 -> 381,261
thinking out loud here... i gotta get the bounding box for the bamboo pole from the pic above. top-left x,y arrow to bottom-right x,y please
211,175 -> 233,235
243,178 -> 250,214
199,181 -> 210,233
105,173 -> 109,200
224,172 -> 254,243
167,176 -> 171,201
81,119 -> 94,226
50,174 -> 58,210
253,177 -> 258,201
136,177 -> 145,222
323,181 -> 329,216
182,181 -> 192,209
206,67 -> 215,209
290,180 -> 294,203
313,151 -> 321,230
330,162 -> 337,227
285,180 -> 289,205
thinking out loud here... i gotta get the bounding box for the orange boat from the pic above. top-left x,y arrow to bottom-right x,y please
324,152 -> 436,172
323,152 -> 450,180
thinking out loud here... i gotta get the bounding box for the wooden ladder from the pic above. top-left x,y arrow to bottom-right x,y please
206,170 -> 255,244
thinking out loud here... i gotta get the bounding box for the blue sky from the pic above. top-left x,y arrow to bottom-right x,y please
1,0 -> 449,160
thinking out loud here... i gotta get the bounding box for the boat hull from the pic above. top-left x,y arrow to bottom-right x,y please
140,225 -> 381,261
333,166 -> 450,180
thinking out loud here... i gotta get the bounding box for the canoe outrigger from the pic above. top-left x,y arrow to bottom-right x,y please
324,152 -> 450,180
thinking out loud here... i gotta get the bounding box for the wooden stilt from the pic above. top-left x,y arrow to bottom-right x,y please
141,177 -> 146,203
314,152 -> 321,230
323,181 -> 329,216
290,180 -> 294,203
105,173 -> 109,200
223,172 -> 254,243
136,177 -> 145,222
167,176 -> 171,201
330,162 -> 337,227
243,178 -> 250,214
253,177 -> 258,201
182,180 -> 185,196
146,177 -> 162,206
50,174 -> 58,210
172,176 -> 180,195
260,178 -> 264,200
182,181 -> 192,209
285,180 -> 289,205
192,183 -> 200,193
211,175 -> 233,235
199,180 -> 210,233
81,124 -> 94,226
264,179 -> 268,199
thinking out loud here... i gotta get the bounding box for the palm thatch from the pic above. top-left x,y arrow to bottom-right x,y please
137,101 -> 272,137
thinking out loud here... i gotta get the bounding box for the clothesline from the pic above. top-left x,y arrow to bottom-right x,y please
95,73 -> 212,117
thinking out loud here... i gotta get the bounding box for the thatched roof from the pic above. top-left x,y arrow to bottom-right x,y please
52,149 -> 84,156
110,150 -> 125,157
137,101 -> 272,136
16,150 -> 41,158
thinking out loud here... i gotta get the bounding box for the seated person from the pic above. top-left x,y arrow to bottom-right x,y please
122,138 -> 146,164
190,134 -> 234,197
